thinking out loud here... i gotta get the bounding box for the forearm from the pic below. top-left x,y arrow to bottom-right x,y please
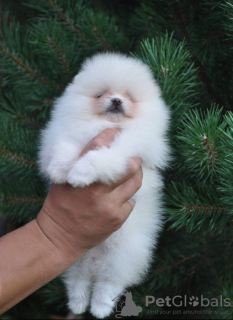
0,219 -> 81,314
0,148 -> 142,314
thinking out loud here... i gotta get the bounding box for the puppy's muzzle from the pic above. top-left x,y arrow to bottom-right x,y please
107,98 -> 124,114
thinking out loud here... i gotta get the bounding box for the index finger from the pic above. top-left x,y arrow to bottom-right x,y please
110,157 -> 142,190
80,128 -> 121,157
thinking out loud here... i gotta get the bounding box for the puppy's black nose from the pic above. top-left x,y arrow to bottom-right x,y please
107,98 -> 123,113
111,98 -> 122,107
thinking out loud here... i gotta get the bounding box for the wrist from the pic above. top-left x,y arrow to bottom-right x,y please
31,219 -> 74,271
36,207 -> 87,265
0,219 -> 78,313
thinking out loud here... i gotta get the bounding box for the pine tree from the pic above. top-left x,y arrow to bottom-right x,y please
1,0 -> 233,319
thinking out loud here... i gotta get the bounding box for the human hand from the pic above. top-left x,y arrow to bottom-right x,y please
36,128 -> 142,263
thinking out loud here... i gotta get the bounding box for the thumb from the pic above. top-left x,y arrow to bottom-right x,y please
80,128 -> 121,157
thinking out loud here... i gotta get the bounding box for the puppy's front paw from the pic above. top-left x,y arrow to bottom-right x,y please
42,141 -> 78,184
46,163 -> 68,184
67,155 -> 98,187
67,148 -> 128,188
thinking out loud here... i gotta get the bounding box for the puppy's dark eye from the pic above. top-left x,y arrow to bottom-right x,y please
126,93 -> 134,102
97,93 -> 104,98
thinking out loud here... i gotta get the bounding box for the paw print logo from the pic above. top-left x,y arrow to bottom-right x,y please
189,296 -> 199,307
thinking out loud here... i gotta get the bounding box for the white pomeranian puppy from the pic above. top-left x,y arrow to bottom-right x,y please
39,53 -> 170,318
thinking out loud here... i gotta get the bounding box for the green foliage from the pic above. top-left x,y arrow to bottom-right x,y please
1,0 -> 233,319
133,34 -> 199,128
175,106 -> 226,182
166,181 -> 231,234
217,112 -> 233,206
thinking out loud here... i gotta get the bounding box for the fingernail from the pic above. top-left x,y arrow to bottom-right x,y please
129,199 -> 136,207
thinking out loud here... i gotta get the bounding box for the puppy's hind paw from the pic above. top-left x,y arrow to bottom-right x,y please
91,300 -> 114,319
68,295 -> 89,315
67,280 -> 91,315
91,282 -> 124,318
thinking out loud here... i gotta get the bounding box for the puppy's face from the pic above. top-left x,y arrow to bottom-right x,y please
72,54 -> 158,123
92,89 -> 137,122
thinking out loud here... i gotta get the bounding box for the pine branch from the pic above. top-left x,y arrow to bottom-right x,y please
92,27 -> 113,51
154,251 -> 225,290
172,1 -> 225,107
0,44 -> 48,85
202,135 -> 216,168
0,147 -> 38,168
47,0 -> 93,48
175,107 -> 225,183
47,37 -> 72,80
223,238 -> 233,255
44,98 -> 54,107
15,113 -> 43,130
154,253 -> 200,275
0,43 -> 62,92
91,0 -> 120,24
183,204 -> 231,213
133,34 -> 199,127
205,31 -> 231,43
201,254 -> 225,290
1,196 -> 44,204
166,177 -> 233,233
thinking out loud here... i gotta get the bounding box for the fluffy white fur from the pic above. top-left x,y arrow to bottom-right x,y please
39,53 -> 170,318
